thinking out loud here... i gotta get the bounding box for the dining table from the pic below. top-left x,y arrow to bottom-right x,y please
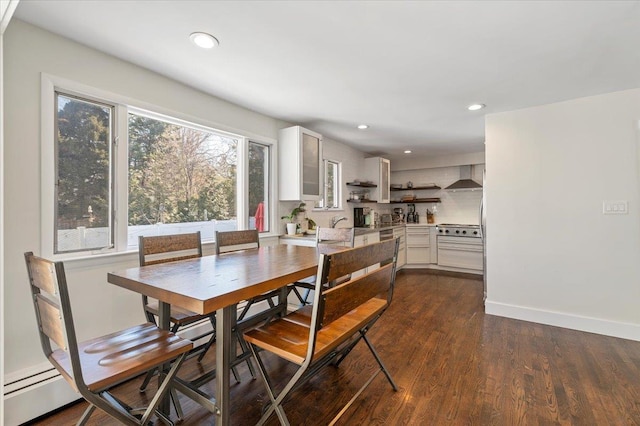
107,243 -> 337,425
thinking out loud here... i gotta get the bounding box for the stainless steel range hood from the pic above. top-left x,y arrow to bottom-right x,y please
445,165 -> 483,191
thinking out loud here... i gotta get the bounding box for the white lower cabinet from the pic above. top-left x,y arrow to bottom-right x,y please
437,236 -> 483,271
352,231 -> 380,278
405,225 -> 431,266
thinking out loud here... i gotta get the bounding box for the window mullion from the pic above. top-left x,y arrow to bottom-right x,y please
114,105 -> 129,251
237,138 -> 249,230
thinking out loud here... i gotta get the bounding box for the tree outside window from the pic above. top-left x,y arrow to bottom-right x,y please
51,88 -> 271,256
55,93 -> 113,253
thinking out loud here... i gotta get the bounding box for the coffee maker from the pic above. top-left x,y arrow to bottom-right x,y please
406,203 -> 419,223
392,207 -> 404,224
354,207 -> 370,227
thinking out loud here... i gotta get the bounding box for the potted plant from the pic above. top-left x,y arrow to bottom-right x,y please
281,202 -> 306,235
307,218 -> 317,234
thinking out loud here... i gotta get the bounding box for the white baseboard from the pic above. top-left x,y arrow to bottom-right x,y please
485,300 -> 640,342
402,263 -> 483,275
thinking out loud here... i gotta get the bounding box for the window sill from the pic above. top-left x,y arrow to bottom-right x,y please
59,233 -> 281,271
311,208 -> 345,212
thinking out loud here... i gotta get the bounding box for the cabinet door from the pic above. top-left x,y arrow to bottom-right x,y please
379,158 -> 390,203
362,157 -> 390,203
279,126 -> 322,201
393,228 -> 406,268
406,226 -> 430,264
302,132 -> 320,198
407,247 -> 429,264
353,232 -> 380,277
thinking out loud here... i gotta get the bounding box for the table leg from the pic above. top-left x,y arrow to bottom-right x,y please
216,306 -> 233,425
158,301 -> 171,416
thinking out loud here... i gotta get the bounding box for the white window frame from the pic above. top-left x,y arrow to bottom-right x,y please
247,140 -> 272,233
41,74 -> 276,260
314,159 -> 342,211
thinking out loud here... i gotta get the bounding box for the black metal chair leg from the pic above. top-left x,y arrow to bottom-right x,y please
139,367 -> 157,392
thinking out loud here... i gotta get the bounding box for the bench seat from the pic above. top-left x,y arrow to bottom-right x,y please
245,298 -> 387,365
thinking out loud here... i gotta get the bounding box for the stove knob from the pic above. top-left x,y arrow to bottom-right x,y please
455,230 -> 460,234
445,229 -> 449,233
462,230 -> 467,234
474,230 -> 478,235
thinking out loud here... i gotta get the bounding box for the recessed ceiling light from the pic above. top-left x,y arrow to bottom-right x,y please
190,32 -> 219,49
404,150 -> 412,154
467,103 -> 486,111
357,124 -> 369,130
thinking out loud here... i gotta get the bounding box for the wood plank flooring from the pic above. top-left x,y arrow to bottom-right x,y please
28,270 -> 640,425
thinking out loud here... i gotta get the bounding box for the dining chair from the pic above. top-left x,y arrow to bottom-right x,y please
213,229 -> 286,379
243,239 -> 399,425
137,232 -> 241,390
24,252 -> 193,426
290,226 -> 355,305
215,229 -> 281,321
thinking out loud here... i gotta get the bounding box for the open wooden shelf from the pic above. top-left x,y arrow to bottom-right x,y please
346,182 -> 377,188
390,185 -> 440,191
390,198 -> 441,204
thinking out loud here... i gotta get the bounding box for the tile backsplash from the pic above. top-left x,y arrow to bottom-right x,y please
384,164 -> 484,225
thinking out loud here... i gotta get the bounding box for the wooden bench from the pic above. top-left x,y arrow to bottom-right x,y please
244,238 -> 399,425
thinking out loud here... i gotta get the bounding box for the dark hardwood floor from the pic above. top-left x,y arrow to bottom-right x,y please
29,270 -> 640,425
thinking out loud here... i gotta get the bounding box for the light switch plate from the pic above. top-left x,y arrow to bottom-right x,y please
603,200 -> 628,215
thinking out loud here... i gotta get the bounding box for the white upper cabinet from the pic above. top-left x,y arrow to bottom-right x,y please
363,157 -> 391,203
278,126 -> 323,201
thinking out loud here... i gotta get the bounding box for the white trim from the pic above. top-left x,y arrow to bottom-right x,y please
485,300 -> 640,342
115,104 -> 129,252
237,138 -> 249,229
0,0 -> 19,35
0,16 -> 8,424
41,73 -> 276,145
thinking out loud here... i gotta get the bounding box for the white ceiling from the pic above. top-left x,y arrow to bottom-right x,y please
13,0 -> 640,161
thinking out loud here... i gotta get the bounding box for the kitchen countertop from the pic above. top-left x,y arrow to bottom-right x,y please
280,223 -> 439,240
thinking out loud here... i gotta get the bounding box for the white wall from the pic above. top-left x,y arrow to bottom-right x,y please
485,88 -> 640,340
279,136 -> 367,231
392,151 -> 485,171
2,19 -> 294,423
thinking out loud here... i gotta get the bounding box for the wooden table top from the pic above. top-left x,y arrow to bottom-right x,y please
108,244 -> 335,315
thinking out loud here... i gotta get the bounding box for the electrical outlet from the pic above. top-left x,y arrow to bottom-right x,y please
603,200 -> 628,215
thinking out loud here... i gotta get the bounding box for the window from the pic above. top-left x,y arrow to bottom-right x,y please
45,79 -> 273,258
127,111 -> 238,245
315,159 -> 341,209
54,92 -> 115,253
248,142 -> 270,233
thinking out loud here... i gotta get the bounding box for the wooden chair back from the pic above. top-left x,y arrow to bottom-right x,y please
138,232 -> 203,323
25,252 -> 194,424
243,239 -> 399,424
215,230 -> 260,254
313,239 -> 398,331
24,252 -> 83,391
315,227 -> 355,250
138,231 -> 202,266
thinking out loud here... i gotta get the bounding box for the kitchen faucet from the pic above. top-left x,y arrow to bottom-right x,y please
330,216 -> 347,228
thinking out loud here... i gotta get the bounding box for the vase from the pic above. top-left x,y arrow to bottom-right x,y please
286,223 -> 297,235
